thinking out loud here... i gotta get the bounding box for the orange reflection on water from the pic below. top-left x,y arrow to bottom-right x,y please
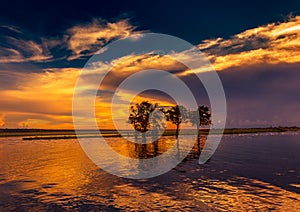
0,134 -> 300,211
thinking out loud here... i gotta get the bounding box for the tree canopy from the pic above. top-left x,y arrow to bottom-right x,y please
129,102 -> 211,137
128,101 -> 158,132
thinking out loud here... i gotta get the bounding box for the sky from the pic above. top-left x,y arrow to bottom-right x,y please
0,0 -> 300,129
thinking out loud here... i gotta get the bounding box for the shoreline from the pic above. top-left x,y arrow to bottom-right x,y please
0,127 -> 299,139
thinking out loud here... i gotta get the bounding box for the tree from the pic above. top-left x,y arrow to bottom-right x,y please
129,101 -> 158,133
198,105 -> 212,126
189,105 -> 212,137
149,109 -> 166,138
165,105 -> 188,138
189,105 -> 211,155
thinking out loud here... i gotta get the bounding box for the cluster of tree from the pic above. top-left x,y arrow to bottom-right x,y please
129,101 -> 211,138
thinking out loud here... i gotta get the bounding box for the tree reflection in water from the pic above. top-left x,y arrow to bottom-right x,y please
126,135 -> 208,161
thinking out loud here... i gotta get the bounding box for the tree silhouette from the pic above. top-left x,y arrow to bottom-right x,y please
129,101 -> 158,133
189,105 -> 211,155
189,105 -> 211,138
198,105 -> 212,126
165,105 -> 188,138
129,101 -> 211,145
149,109 -> 166,138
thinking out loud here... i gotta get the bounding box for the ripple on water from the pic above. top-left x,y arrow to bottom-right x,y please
0,133 -> 299,211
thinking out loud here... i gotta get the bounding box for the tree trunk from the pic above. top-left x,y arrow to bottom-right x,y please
197,124 -> 200,139
142,133 -> 146,144
197,124 -> 200,155
176,124 -> 179,138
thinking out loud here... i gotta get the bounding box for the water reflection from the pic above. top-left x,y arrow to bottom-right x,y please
0,133 -> 299,211
109,135 -> 207,160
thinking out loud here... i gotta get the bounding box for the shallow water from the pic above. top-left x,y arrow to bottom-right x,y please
0,132 -> 299,211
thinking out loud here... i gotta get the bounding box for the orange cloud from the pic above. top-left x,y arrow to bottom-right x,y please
75,15 -> 300,77
199,16 -> 300,70
0,65 -> 174,129
0,68 -> 81,128
0,19 -> 140,63
67,19 -> 141,60
1,16 -> 299,129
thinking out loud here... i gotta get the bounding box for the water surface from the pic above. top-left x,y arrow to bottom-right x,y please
0,132 -> 299,211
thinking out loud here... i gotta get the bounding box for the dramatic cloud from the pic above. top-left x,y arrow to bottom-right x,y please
67,19 -> 141,60
0,39 -> 52,63
0,19 -> 140,63
0,68 -> 81,128
80,15 -> 300,81
0,16 -> 299,128
0,26 -> 54,63
199,16 -> 300,70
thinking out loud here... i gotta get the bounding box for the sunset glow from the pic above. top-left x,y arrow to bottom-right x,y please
0,15 -> 300,129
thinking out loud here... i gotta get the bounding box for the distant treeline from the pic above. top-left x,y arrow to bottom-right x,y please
0,129 -> 116,133
0,126 -> 299,135
0,129 -> 74,133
